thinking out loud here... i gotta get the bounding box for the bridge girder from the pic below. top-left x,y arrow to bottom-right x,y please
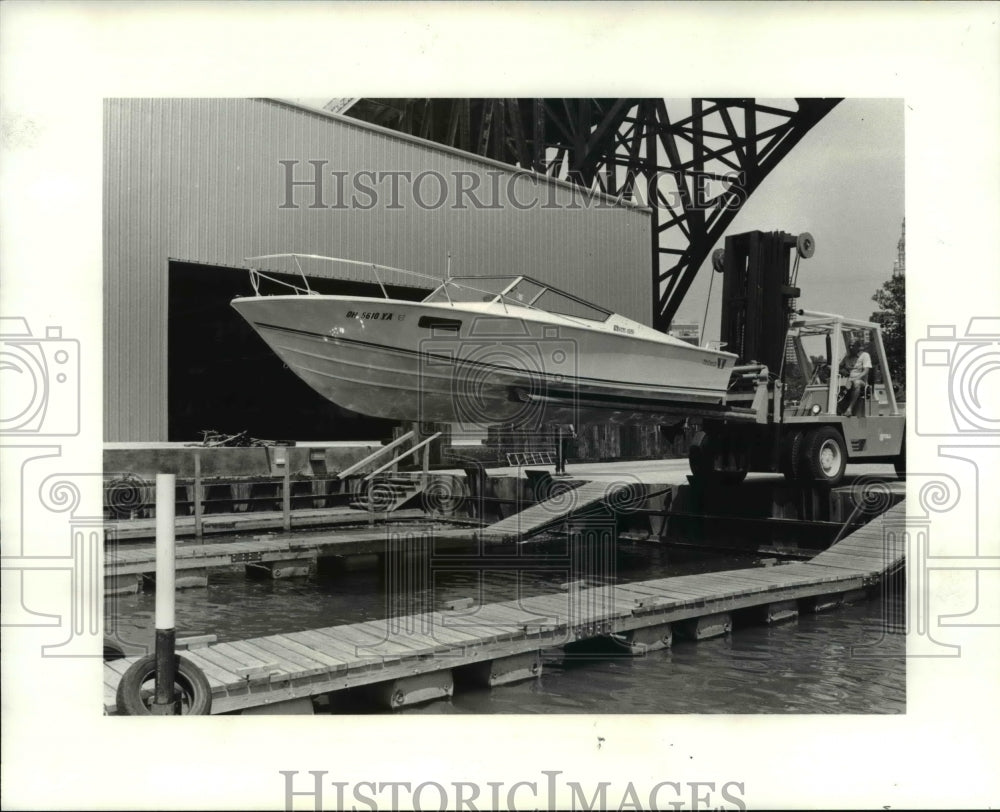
341,97 -> 842,332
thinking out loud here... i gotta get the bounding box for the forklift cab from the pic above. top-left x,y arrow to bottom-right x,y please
782,312 -> 899,419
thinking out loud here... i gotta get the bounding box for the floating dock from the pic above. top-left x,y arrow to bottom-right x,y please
106,522 -> 480,592
103,500 -> 905,715
106,506 -> 431,541
103,476 -> 663,591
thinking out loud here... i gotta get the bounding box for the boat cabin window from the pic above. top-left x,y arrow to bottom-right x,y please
504,278 -> 545,306
530,288 -> 611,321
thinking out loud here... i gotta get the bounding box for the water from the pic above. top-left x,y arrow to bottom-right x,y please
106,537 -> 904,714
406,600 -> 905,715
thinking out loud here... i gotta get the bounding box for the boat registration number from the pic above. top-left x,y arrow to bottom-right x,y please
346,310 -> 400,321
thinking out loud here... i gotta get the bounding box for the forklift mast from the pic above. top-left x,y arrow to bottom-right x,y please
719,231 -> 805,373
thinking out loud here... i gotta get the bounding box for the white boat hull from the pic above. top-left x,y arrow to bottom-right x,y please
231,295 -> 737,425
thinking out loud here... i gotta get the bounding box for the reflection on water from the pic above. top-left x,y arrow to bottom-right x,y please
107,538 -> 904,714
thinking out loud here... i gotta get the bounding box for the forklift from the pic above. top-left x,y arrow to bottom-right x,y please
687,230 -> 905,487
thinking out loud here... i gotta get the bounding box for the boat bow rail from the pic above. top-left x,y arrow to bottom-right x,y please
243,253 -> 448,299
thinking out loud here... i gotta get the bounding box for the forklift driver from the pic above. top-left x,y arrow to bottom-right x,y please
839,339 -> 872,416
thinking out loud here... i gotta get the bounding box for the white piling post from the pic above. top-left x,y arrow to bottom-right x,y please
155,474 -> 176,624
153,473 -> 177,713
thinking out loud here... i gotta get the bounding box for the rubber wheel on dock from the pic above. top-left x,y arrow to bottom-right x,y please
115,654 -> 212,716
802,426 -> 847,486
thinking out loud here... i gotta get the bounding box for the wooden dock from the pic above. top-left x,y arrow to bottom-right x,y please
104,479 -> 656,588
106,523 -> 482,590
103,501 -> 906,715
106,507 -> 430,541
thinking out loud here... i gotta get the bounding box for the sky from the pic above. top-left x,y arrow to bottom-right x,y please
674,98 -> 905,341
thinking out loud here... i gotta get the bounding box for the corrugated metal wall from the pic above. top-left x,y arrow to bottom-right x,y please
104,98 -> 652,441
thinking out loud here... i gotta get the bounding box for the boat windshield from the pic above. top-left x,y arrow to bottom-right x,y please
423,276 -> 520,304
423,276 -> 612,322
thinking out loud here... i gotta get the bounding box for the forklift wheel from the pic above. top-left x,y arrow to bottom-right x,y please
894,436 -> 906,479
689,431 -> 746,486
803,427 -> 846,486
688,431 -> 714,480
780,430 -> 804,482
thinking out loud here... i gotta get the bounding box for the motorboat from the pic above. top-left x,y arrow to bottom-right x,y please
231,255 -> 739,427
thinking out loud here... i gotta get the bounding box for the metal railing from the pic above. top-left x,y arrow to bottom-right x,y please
241,253 -> 613,330
337,431 -> 416,479
364,432 -> 442,482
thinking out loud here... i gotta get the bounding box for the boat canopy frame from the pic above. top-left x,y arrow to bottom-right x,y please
424,275 -> 613,323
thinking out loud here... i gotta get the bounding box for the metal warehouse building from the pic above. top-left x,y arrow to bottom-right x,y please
104,98 -> 652,442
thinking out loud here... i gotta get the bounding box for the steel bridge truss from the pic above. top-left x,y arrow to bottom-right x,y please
338,98 -> 841,332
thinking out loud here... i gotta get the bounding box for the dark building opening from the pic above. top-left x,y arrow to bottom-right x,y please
167,261 -> 430,442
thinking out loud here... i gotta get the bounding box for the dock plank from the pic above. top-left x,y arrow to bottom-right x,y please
251,636 -> 335,676
282,628 -> 379,667
325,622 -> 426,658
475,603 -> 554,630
393,613 -> 480,648
223,639 -> 288,670
281,631 -> 355,667
434,613 -> 524,643
396,613 -> 495,649
179,650 -> 244,688
617,580 -> 707,603
351,619 -> 455,654
188,647 -> 251,682
210,641 -> 271,669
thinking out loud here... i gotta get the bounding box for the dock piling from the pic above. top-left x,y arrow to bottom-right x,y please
152,473 -> 177,715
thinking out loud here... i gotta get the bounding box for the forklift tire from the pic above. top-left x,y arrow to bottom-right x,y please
894,436 -> 906,479
688,431 -> 714,480
802,427 -> 847,486
780,430 -> 804,482
689,431 -> 747,486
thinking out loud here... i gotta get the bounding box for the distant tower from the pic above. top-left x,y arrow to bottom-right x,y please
892,218 -> 905,277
